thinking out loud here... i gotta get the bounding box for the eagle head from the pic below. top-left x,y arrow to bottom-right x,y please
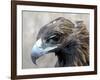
31,17 -> 89,67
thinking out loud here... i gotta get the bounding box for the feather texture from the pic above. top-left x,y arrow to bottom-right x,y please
32,17 -> 89,67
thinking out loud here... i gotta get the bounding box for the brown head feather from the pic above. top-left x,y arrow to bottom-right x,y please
37,17 -> 89,67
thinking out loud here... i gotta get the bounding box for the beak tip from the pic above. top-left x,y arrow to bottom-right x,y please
32,60 -> 37,65
31,55 -> 38,65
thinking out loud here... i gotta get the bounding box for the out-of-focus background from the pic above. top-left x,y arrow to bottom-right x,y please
22,11 -> 89,69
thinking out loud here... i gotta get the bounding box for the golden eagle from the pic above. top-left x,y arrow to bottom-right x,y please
31,17 -> 89,67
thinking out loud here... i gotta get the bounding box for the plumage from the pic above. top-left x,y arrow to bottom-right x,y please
31,17 -> 89,67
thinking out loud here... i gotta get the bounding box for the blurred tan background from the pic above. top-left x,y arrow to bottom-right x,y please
22,11 -> 89,69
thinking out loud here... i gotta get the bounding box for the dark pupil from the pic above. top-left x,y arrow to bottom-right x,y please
51,36 -> 59,41
46,35 -> 60,44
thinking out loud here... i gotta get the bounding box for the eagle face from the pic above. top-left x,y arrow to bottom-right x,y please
31,30 -> 63,64
31,17 -> 75,64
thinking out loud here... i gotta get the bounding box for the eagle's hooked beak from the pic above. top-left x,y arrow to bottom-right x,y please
31,38 -> 57,64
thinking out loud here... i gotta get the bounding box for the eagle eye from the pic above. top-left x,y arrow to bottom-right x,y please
46,34 -> 61,44
51,36 -> 59,41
